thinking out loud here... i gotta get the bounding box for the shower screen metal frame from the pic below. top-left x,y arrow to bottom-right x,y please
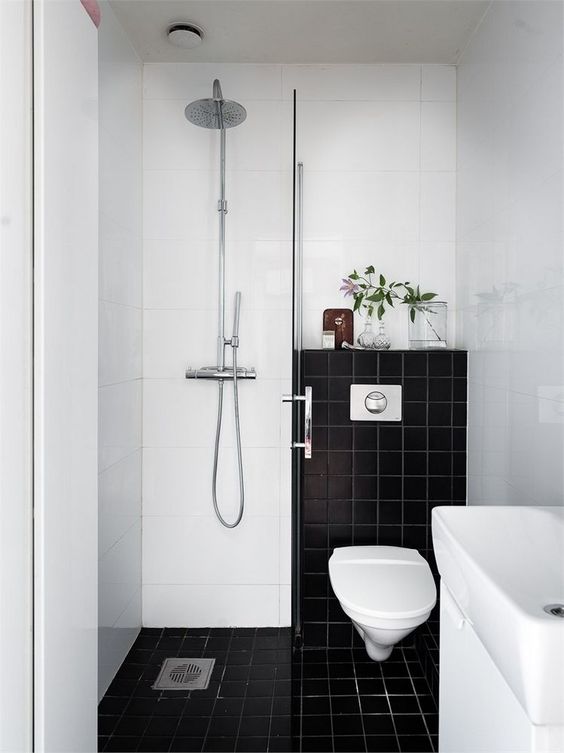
291,90 -> 305,647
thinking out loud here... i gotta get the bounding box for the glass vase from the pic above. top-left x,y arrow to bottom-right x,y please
408,301 -> 447,349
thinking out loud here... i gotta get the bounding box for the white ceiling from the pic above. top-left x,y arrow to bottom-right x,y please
110,0 -> 490,64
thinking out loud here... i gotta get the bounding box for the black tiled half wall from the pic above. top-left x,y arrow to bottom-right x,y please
301,350 -> 467,652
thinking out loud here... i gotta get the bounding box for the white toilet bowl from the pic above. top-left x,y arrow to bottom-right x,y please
329,545 -> 437,661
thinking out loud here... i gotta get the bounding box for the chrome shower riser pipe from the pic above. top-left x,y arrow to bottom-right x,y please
217,126 -> 227,370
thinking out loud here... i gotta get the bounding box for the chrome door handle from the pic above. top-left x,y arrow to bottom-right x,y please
282,386 -> 312,459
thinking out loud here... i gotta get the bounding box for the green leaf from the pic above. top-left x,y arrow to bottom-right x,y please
421,292 -> 437,301
377,303 -> 385,320
410,307 -> 416,323
366,291 -> 384,302
368,305 -> 374,317
365,265 -> 375,275
353,295 -> 362,312
349,272 -> 359,280
379,274 -> 386,286
385,292 -> 393,307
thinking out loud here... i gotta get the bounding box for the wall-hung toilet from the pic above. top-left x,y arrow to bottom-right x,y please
329,546 -> 437,661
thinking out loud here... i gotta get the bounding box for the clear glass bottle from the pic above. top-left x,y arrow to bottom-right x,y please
357,318 -> 376,348
408,301 -> 447,349
373,320 -> 391,350
357,318 -> 391,350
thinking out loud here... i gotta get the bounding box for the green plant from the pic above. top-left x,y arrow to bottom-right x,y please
340,267 -> 437,321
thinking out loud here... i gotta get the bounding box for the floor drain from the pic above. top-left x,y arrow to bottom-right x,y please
153,658 -> 215,690
543,603 -> 564,618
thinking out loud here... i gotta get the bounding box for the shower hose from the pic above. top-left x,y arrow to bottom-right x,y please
211,347 -> 245,528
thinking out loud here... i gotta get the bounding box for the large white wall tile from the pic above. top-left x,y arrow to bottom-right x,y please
421,65 -> 456,102
297,101 -> 420,171
282,64 -> 421,101
100,214 -> 142,308
143,63 -> 283,101
143,447 -> 280,518
99,378 -> 142,470
303,171 -> 420,242
99,450 -> 142,557
144,169 -> 291,242
420,172 -> 456,242
420,102 -> 456,171
99,301 -> 142,386
143,585 -> 280,627
144,239 -> 291,312
143,516 -> 279,585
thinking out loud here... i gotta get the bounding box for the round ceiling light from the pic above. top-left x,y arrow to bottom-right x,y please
167,23 -> 204,49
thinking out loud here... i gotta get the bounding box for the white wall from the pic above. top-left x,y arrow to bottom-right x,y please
456,1 -> 564,505
33,1 -> 99,749
0,1 -> 33,749
142,64 -> 292,627
142,63 -> 456,627
297,64 -> 457,349
98,1 -> 143,698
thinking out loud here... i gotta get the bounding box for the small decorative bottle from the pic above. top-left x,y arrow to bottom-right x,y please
373,320 -> 391,350
357,319 -> 376,349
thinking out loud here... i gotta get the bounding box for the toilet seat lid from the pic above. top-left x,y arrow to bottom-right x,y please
329,546 -> 437,620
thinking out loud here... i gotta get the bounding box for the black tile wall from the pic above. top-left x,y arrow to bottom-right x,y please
301,350 -> 467,654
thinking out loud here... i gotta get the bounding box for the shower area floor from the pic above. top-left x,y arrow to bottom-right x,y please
98,628 -> 438,753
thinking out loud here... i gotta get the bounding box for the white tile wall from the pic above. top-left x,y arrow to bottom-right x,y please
456,1 -> 564,506
287,64 -> 457,349
143,64 -> 293,627
142,62 -> 457,627
98,2 -> 143,700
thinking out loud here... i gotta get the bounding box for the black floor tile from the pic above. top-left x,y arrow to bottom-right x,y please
104,737 -> 139,752
331,713 -> 363,736
238,716 -> 270,736
138,735 -> 174,751
301,737 -> 333,751
98,630 -> 437,753
334,736 -> 366,752
393,714 -> 428,735
170,737 -> 205,752
398,735 -> 434,752
365,735 -> 400,752
236,737 -> 269,751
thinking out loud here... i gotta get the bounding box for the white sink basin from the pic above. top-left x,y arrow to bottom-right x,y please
432,505 -> 564,726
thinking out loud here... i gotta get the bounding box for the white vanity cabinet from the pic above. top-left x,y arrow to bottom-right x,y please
439,584 -> 549,753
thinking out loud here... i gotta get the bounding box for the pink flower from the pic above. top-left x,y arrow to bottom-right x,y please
340,278 -> 360,297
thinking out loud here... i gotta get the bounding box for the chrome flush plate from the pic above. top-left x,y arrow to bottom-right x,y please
350,384 -> 402,421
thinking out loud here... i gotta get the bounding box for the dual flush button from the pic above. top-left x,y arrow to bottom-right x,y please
350,384 -> 402,421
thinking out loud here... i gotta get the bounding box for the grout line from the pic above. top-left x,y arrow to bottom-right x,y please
350,648 -> 369,753
401,646 -> 435,751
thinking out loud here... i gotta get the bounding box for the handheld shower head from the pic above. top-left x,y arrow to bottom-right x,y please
184,78 -> 246,130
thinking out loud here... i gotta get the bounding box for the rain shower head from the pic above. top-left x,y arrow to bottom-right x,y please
184,78 -> 247,130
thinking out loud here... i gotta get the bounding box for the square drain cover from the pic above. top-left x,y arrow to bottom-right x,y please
153,657 -> 215,691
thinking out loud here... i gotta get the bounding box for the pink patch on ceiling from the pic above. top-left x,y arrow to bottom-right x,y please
80,0 -> 101,28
